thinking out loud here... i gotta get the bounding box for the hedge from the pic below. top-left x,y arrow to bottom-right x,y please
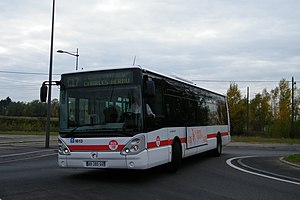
0,116 -> 59,132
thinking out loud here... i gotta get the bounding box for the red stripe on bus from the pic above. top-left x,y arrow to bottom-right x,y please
221,132 -> 229,136
207,133 -> 217,138
68,145 -> 125,151
147,140 -> 169,149
147,138 -> 186,149
207,132 -> 229,139
180,138 -> 187,143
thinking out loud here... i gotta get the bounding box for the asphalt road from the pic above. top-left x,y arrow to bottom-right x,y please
0,146 -> 299,200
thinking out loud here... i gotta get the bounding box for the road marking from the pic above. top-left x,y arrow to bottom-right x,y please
226,156 -> 300,186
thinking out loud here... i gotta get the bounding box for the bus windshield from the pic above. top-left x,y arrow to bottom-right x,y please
59,85 -> 143,137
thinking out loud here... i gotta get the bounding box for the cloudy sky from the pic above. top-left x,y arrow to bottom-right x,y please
0,0 -> 299,102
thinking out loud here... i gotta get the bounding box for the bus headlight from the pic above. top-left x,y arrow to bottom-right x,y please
121,135 -> 145,155
58,138 -> 71,155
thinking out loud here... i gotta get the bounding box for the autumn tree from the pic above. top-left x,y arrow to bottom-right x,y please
279,79 -> 291,120
269,79 -> 291,138
249,89 -> 271,132
227,83 -> 246,135
225,78 -> 299,138
270,87 -> 279,121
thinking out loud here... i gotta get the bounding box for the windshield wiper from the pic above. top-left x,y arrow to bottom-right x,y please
85,127 -> 133,137
65,126 -> 80,138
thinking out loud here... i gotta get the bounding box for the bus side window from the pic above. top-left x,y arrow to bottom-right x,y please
145,79 -> 165,130
196,97 -> 209,126
165,96 -> 182,126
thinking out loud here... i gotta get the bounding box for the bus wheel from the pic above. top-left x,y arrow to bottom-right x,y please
167,141 -> 182,173
211,134 -> 222,157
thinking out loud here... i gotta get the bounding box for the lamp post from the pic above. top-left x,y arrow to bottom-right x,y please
57,48 -> 79,70
45,0 -> 56,148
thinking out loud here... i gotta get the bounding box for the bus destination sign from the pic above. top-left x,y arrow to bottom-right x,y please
64,71 -> 134,88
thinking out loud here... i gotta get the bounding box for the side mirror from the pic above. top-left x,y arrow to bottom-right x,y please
40,84 -> 48,102
144,80 -> 155,97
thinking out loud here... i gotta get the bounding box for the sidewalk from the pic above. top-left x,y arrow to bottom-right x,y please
227,142 -> 300,151
0,134 -> 58,163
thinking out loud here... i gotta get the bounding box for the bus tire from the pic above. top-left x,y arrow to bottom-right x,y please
211,134 -> 222,157
167,141 -> 182,173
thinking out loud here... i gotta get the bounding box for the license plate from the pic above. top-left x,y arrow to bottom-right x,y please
86,161 -> 106,167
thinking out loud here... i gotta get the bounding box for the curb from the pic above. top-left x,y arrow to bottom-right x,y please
280,157 -> 300,169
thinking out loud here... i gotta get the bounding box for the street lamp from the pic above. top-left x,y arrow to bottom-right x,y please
57,48 -> 79,70
45,0 -> 56,148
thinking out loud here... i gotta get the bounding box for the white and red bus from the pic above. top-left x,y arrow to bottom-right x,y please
46,67 -> 230,171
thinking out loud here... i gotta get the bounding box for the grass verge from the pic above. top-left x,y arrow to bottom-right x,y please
284,154 -> 300,165
232,136 -> 300,145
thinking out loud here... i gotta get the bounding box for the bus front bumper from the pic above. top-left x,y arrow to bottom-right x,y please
58,150 -> 149,170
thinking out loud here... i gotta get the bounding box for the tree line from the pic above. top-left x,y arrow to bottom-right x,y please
227,79 -> 300,138
0,97 -> 59,117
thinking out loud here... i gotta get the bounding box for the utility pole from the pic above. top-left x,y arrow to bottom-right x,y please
291,76 -> 295,138
246,87 -> 249,132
